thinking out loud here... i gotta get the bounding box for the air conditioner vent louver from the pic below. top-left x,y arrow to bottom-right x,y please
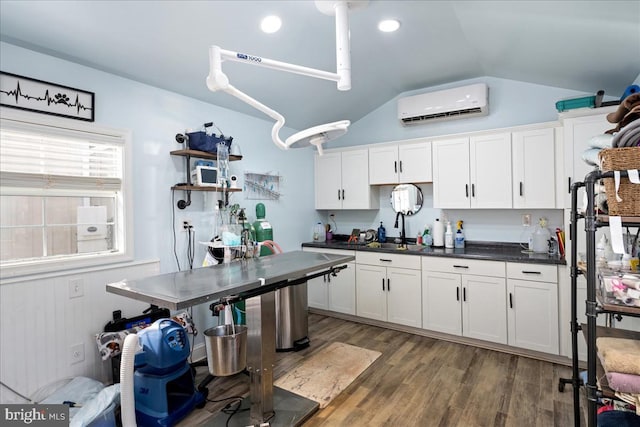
398,83 -> 488,126
401,107 -> 484,124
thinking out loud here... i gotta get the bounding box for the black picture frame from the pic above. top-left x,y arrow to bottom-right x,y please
0,71 -> 95,122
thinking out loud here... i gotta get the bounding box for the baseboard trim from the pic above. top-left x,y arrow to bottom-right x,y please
309,308 -> 573,367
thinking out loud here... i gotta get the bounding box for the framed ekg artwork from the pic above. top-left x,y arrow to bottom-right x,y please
0,71 -> 94,122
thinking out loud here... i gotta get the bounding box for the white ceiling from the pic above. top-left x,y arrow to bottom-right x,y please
1,1 -> 639,130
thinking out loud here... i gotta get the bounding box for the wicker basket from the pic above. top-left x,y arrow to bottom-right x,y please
599,147 -> 640,216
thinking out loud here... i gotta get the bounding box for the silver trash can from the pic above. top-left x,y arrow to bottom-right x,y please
204,324 -> 247,376
275,283 -> 310,351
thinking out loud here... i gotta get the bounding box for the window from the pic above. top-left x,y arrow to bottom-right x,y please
0,108 -> 132,278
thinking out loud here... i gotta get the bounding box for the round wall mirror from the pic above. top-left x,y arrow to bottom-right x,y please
390,184 -> 423,215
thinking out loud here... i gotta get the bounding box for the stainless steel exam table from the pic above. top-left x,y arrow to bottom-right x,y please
106,250 -> 354,426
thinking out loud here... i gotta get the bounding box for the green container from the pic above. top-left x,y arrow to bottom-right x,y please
555,96 -> 595,112
254,203 -> 273,256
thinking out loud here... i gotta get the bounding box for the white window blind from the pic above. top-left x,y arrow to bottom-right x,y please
0,110 -> 132,279
0,119 -> 123,193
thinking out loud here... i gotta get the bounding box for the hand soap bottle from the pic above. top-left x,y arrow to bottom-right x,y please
377,221 -> 386,243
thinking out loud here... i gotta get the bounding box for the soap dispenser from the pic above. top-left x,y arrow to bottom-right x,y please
377,221 -> 386,243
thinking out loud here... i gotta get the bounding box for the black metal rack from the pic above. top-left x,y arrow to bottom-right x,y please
560,170 -> 640,427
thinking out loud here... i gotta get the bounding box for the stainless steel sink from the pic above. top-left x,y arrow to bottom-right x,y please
374,242 -> 423,251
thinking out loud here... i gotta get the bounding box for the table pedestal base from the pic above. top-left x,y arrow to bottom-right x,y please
206,386 -> 319,427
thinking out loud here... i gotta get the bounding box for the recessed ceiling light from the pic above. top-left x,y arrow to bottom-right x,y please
261,15 -> 282,34
378,19 -> 400,33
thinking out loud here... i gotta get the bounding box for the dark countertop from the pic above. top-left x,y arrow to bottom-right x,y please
302,236 -> 565,265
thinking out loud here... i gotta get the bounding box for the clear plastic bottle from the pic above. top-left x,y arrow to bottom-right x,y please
445,221 -> 454,249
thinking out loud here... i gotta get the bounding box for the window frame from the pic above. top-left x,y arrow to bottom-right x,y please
0,107 -> 134,279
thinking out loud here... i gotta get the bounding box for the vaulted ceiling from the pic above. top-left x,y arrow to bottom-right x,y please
1,1 -> 638,130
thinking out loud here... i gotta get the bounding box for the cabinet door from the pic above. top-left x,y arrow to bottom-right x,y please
512,128 -> 556,209
433,138 -> 470,208
315,151 -> 342,209
386,267 -> 421,327
307,271 -> 328,310
369,145 -> 399,185
562,108 -> 616,208
341,149 -> 374,209
470,132 -> 512,208
328,261 -> 356,315
462,275 -> 507,344
355,264 -> 387,321
422,271 -> 462,335
507,279 -> 559,354
399,141 -> 432,183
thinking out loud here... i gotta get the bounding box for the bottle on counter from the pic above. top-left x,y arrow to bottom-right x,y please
423,227 -> 433,247
313,222 -> 325,242
454,220 -> 465,249
377,221 -> 386,243
445,221 -> 454,249
416,232 -> 423,245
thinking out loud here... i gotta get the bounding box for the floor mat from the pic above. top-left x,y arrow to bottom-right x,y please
274,341 -> 381,409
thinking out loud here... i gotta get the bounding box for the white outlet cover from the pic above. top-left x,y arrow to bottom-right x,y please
70,343 -> 85,364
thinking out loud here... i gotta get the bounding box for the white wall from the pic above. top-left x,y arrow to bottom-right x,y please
0,261 -> 159,403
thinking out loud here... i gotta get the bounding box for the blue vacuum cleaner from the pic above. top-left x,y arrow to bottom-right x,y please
133,319 -> 204,426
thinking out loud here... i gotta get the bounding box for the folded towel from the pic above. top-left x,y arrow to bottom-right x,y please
596,337 -> 640,376
582,147 -> 602,166
589,133 -> 614,149
606,371 -> 640,394
612,120 -> 640,147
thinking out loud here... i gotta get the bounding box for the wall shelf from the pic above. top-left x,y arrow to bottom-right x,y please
171,147 -> 243,209
172,184 -> 241,192
170,149 -> 242,162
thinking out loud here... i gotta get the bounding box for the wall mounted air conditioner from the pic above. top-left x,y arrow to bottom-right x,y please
398,83 -> 489,126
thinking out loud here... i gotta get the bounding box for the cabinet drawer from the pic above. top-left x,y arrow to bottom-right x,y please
356,251 -> 421,270
302,247 -> 356,257
507,263 -> 557,283
422,257 -> 505,277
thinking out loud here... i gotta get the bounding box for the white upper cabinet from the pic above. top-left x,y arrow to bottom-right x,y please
315,148 -> 379,210
512,127 -> 557,209
369,140 -> 432,185
561,106 -> 618,208
470,132 -> 512,208
433,133 -> 512,208
432,137 -> 470,208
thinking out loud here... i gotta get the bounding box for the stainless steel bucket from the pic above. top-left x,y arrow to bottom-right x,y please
204,324 -> 247,376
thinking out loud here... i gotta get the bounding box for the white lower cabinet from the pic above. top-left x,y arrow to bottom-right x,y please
422,257 -> 508,344
506,263 -> 559,354
355,252 -> 421,327
303,248 -> 356,315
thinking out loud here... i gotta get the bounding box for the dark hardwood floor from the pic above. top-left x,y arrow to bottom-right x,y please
180,313 -> 585,426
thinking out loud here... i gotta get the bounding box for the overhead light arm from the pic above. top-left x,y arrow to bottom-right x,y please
206,1 -> 366,154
